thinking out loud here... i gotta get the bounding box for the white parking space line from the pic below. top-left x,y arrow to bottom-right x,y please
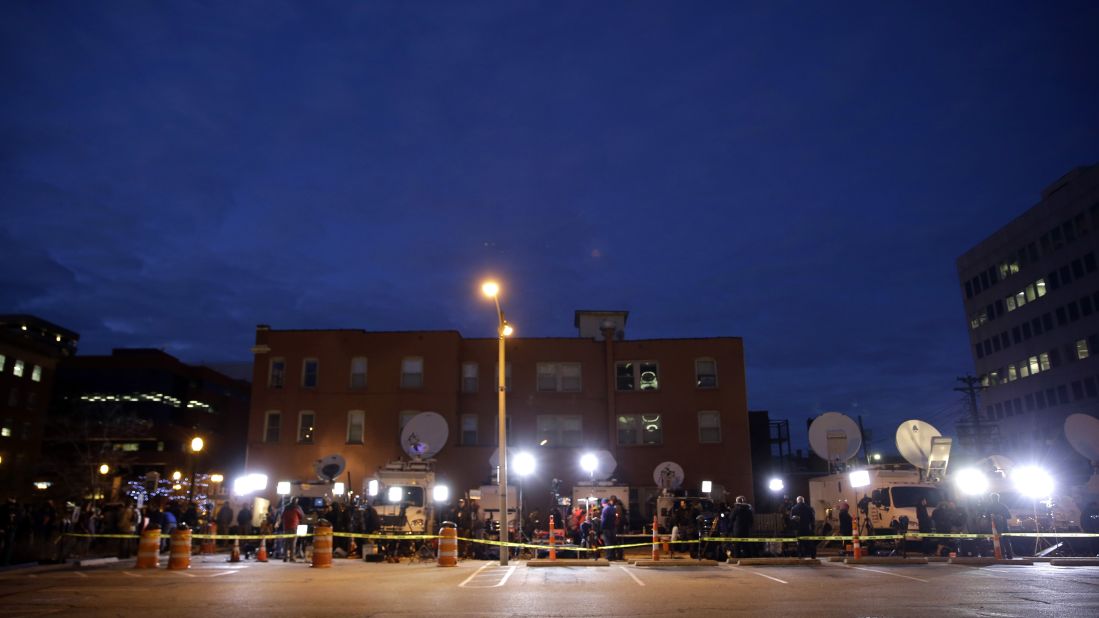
206,570 -> 237,577
619,566 -> 646,586
459,563 -> 515,588
74,572 -> 88,578
121,571 -> 140,578
170,571 -> 196,577
730,566 -> 787,584
848,565 -> 929,583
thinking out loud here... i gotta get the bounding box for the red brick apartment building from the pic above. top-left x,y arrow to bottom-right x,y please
245,311 -> 753,516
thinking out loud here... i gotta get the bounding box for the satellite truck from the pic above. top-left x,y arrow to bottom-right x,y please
365,412 -> 449,535
807,413 -> 949,536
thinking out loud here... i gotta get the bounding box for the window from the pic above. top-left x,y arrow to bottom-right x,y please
698,411 -> 722,443
7,388 -> 17,407
346,410 -> 364,443
0,354 -> 5,372
350,357 -> 367,389
298,411 -> 316,443
31,365 -> 42,382
269,358 -> 285,388
1077,339 -> 1090,360
536,363 -> 582,392
460,414 -> 478,445
21,421 -> 31,440
264,411 -> 281,443
26,392 -> 37,409
617,414 -> 663,445
695,359 -> 718,388
461,363 -> 478,393
616,361 -> 660,391
401,357 -> 423,388
302,359 -> 318,388
13,360 -> 24,378
537,415 -> 582,447
493,362 -> 512,392
399,410 -> 420,432
1,421 -> 10,438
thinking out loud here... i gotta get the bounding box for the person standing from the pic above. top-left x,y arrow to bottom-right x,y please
731,496 -> 754,559
838,501 -> 853,556
986,493 -> 1013,559
916,498 -> 933,555
281,498 -> 305,562
601,497 -> 620,561
790,496 -> 816,558
216,501 -> 233,547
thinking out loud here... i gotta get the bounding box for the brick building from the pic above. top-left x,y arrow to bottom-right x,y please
245,310 -> 753,518
0,315 -> 79,498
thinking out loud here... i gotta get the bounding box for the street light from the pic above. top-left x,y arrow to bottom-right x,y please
99,464 -> 110,475
188,436 -> 204,502
482,279 -> 515,566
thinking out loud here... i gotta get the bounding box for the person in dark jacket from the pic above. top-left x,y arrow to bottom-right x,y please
986,493 -> 1013,558
601,497 -> 621,561
730,496 -> 754,559
931,501 -> 954,556
916,497 -> 933,555
790,496 -> 816,558
837,501 -> 853,555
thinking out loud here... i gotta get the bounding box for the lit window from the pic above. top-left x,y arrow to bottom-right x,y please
537,415 -> 582,447
350,357 -> 367,389
1039,352 -> 1051,371
13,360 -> 24,378
298,411 -> 315,443
616,361 -> 659,391
695,359 -> 718,388
698,411 -> 721,443
1077,339 -> 1090,360
461,362 -> 478,393
269,358 -> 285,388
536,363 -> 582,392
401,357 -> 423,389
1,422 -> 11,438
493,362 -> 512,391
264,411 -> 281,443
1036,279 -> 1047,297
1007,364 -> 1017,381
1028,356 -> 1040,375
0,354 -> 5,372
347,410 -> 364,444
1025,284 -> 1037,302
460,414 -> 478,445
1019,362 -> 1030,378
617,414 -> 663,445
31,365 -> 42,382
302,359 -> 319,388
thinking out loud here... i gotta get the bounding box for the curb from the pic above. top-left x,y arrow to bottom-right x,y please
845,557 -> 928,565
1049,558 -> 1099,567
948,557 -> 1034,566
74,557 -> 120,568
734,558 -> 820,566
633,559 -> 719,567
526,559 -> 609,567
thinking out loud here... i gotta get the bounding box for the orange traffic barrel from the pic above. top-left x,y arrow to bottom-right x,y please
136,528 -> 161,569
437,522 -> 457,567
312,520 -> 333,568
168,527 -> 192,570
201,523 -> 216,555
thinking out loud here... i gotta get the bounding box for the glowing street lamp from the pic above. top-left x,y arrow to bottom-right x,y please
188,436 -> 204,502
98,463 -> 110,475
482,279 -> 516,566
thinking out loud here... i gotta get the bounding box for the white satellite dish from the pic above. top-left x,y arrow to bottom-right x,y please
401,412 -> 449,458
895,420 -> 943,469
653,461 -> 685,490
314,454 -> 346,482
808,412 -> 862,465
1065,414 -> 1099,461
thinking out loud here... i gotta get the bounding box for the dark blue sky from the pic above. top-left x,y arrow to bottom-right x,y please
3,1 -> 1098,452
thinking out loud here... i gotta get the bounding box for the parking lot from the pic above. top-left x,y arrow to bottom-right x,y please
2,556 -> 1098,617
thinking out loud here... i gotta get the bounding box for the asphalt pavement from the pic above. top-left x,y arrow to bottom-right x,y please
1,555 -> 1097,617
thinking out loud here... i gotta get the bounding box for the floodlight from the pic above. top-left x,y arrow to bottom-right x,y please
768,478 -> 784,492
368,479 -> 379,496
701,480 -> 713,493
98,464 -> 110,475
433,484 -> 450,503
388,486 -> 403,502
1012,465 -> 1054,499
276,481 -> 291,495
849,469 -> 871,488
580,453 -> 598,473
953,468 -> 989,496
333,482 -> 345,496
514,452 -> 536,477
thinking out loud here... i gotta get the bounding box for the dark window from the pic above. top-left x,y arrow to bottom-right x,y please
1073,381 -> 1085,400
1064,221 -> 1077,242
1050,348 -> 1062,367
995,299 -> 1005,315
1036,391 -> 1047,409
1090,335 -> 1099,351
976,344 -> 984,359
1025,393 -> 1036,410
1058,385 -> 1070,405
965,281 -> 973,298
1048,271 -> 1060,290
1061,265 -> 1072,284
1040,233 -> 1051,253
1001,332 -> 1010,349
1087,377 -> 1098,398
1022,322 -> 1032,339
1051,227 -> 1063,248
1056,307 -> 1068,326
1014,398 -> 1023,415
1031,318 -> 1043,335
1018,248 -> 1029,267
1069,302 -> 1080,322
983,340 -> 993,356
1046,388 -> 1058,406
1028,243 -> 1039,262
1083,297 -> 1094,316
992,337 -> 1001,352
1086,253 -> 1097,273
973,276 -> 982,294
1012,327 -> 1022,344
1094,291 -> 1099,309
989,266 -> 999,284
980,272 -> 990,289
985,405 -> 994,420
1073,259 -> 1085,278
995,403 -> 1004,419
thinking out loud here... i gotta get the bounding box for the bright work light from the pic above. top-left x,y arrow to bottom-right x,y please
388,486 -> 403,502
849,469 -> 871,488
954,468 -> 989,496
1012,465 -> 1054,499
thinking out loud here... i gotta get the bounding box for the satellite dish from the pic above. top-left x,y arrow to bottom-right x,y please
653,461 -> 685,490
314,454 -> 346,482
401,412 -> 449,458
1065,414 -> 1099,461
808,412 -> 862,465
895,420 -> 942,469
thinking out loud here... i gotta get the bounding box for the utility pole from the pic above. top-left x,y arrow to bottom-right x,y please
954,375 -> 985,451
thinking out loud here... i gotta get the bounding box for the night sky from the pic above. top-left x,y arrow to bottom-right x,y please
3,1 -> 1098,453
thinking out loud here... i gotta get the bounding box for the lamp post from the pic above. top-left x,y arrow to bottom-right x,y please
482,280 -> 514,565
188,436 -> 204,503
